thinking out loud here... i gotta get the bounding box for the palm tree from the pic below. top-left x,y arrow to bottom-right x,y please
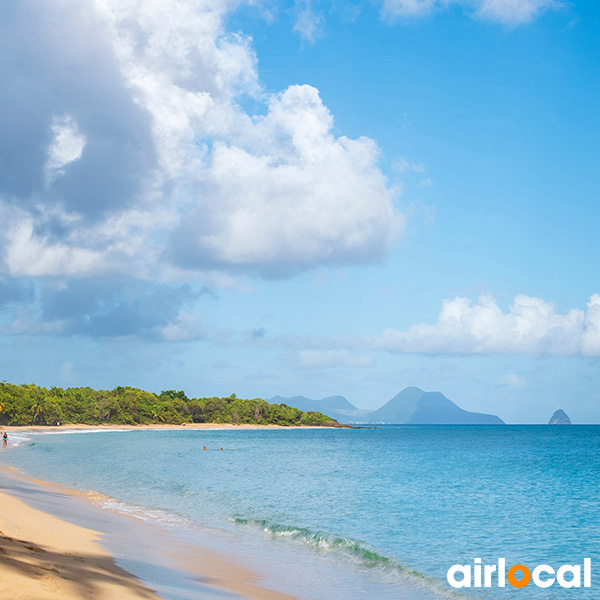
31,402 -> 44,425
151,410 -> 165,423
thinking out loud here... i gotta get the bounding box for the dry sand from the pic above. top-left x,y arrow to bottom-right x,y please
0,454 -> 300,600
2,423 -> 332,434
0,490 -> 162,600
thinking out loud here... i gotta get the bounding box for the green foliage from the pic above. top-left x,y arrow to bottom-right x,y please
0,382 -> 341,428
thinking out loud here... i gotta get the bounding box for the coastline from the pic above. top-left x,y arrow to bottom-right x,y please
1,423 -> 339,433
0,485 -> 162,600
0,466 -> 299,600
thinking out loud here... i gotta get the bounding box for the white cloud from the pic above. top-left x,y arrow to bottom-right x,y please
45,115 -> 86,185
372,294 -> 600,356
3,205 -> 162,278
474,0 -> 562,25
5,216 -> 109,277
170,84 -> 404,275
381,0 -> 562,25
91,0 -> 402,276
294,2 -> 324,42
159,311 -> 209,342
254,294 -> 600,359
381,0 -> 436,18
0,0 -> 403,281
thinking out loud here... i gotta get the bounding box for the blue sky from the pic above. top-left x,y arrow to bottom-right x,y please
1,0 -> 599,423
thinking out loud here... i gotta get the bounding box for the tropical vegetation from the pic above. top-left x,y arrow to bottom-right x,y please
0,382 -> 341,427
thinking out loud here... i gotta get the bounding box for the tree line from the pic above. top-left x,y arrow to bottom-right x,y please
0,383 -> 341,427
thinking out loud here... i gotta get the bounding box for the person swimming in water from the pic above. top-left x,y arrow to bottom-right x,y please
2,432 -> 7,445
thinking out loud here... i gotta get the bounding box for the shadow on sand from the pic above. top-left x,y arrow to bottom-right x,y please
0,530 -> 160,599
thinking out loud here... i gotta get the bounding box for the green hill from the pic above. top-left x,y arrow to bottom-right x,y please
0,382 -> 342,427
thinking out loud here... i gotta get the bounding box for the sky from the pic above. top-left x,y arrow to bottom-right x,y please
1,0 -> 599,423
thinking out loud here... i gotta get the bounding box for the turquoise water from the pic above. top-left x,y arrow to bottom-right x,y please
2,426 -> 599,600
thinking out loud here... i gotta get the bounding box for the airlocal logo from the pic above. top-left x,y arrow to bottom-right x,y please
447,558 -> 591,589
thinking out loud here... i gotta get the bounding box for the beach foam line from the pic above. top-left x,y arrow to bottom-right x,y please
0,468 -> 300,600
37,427 -> 132,435
0,488 -> 165,600
232,518 -> 462,598
78,490 -> 458,599
86,490 -> 195,529
80,485 -> 461,599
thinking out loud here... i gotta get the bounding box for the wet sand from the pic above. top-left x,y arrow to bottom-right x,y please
0,489 -> 162,600
0,466 -> 298,600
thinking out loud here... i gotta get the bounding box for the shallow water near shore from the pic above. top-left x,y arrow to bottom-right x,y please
2,425 -> 599,599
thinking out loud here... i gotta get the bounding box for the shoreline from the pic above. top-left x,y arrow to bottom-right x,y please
0,485 -> 162,600
1,423 -> 340,433
0,465 -> 299,600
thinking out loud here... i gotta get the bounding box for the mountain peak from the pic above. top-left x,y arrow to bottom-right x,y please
369,388 -> 504,425
270,394 -> 358,413
548,409 -> 572,425
271,387 -> 505,425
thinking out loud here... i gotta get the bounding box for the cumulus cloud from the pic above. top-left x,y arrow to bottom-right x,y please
381,0 -> 563,25
145,294 -> 600,356
169,85 -> 403,276
0,0 -> 156,218
372,294 -> 600,356
0,0 -> 402,284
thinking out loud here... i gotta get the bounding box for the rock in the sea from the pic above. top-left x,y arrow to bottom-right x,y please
548,409 -> 572,425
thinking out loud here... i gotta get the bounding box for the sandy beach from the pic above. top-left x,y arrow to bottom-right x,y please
0,460 -> 299,600
0,424 -> 324,600
1,423 -> 335,434
0,488 -> 161,600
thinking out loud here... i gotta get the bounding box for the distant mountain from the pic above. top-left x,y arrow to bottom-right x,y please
270,395 -> 356,412
368,387 -> 504,425
271,387 -> 504,425
548,409 -> 572,425
270,395 -> 372,424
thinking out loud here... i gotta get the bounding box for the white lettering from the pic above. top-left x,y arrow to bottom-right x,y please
498,558 -> 506,587
448,558 -> 591,590
585,558 -> 591,587
447,565 -> 471,588
483,564 -> 497,587
557,565 -> 580,588
474,558 -> 482,587
532,565 -> 555,588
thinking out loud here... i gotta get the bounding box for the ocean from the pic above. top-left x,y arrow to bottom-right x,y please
1,425 -> 599,600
